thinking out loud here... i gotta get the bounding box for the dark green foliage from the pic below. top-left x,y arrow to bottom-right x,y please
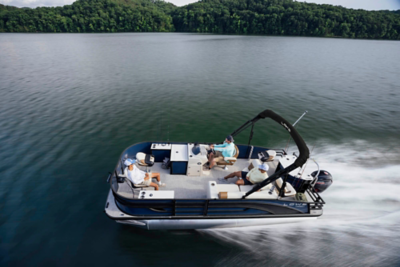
0,0 -> 175,33
0,0 -> 399,40
172,0 -> 400,39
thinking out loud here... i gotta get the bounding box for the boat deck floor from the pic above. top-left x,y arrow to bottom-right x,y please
117,159 -> 279,199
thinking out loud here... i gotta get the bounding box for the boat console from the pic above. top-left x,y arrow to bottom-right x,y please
151,143 -> 210,176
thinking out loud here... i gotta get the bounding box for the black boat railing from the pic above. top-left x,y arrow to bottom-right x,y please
307,187 -> 325,205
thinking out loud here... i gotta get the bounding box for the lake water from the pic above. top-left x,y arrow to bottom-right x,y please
0,33 -> 399,266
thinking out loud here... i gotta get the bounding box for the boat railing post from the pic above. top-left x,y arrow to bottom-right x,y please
285,111 -> 308,154
248,146 -> 254,160
310,159 -> 320,187
245,122 -> 255,158
293,111 -> 308,127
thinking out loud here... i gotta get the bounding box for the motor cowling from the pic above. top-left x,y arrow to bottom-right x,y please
311,170 -> 333,193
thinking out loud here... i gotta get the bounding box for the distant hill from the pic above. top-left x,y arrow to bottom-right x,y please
172,0 -> 400,39
1,0 -> 399,40
0,0 -> 176,32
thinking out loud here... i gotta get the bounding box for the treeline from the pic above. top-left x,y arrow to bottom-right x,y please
0,0 -> 175,32
1,0 -> 400,40
173,0 -> 400,39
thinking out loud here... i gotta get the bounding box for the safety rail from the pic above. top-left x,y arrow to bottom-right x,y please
306,187 -> 325,209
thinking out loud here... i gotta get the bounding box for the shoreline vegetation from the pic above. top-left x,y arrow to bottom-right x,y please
0,0 -> 399,40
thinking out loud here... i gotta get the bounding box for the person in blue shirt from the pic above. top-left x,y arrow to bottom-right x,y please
208,135 -> 235,169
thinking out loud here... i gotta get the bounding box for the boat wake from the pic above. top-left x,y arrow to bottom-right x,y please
199,141 -> 400,266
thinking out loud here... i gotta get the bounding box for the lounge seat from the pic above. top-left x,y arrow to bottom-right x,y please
207,181 -> 240,199
239,184 -> 277,199
207,181 -> 278,199
243,159 -> 279,177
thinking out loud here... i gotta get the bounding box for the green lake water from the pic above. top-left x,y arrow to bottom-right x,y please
0,33 -> 399,266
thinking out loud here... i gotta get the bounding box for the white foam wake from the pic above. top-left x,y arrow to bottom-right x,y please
199,141 -> 400,266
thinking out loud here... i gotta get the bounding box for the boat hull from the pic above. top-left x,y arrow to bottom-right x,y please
116,217 -> 317,230
106,188 -> 321,230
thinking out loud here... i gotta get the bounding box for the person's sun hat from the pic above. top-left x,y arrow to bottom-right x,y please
258,164 -> 269,172
124,158 -> 136,166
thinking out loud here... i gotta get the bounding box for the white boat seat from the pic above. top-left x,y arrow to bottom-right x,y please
258,149 -> 277,162
136,152 -> 155,167
240,183 -> 273,192
238,184 -> 277,199
216,145 -> 239,166
247,159 -> 261,171
244,159 -> 278,177
207,181 -> 240,199
207,181 -> 278,199
275,178 -> 296,197
265,150 -> 276,161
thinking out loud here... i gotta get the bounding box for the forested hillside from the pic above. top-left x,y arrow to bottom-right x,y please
0,0 -> 175,32
173,0 -> 400,39
1,0 -> 400,40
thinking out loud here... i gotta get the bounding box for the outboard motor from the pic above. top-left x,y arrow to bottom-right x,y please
311,170 -> 333,193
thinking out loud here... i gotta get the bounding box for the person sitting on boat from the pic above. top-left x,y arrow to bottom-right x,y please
220,163 -> 269,186
207,135 -> 235,169
123,158 -> 165,190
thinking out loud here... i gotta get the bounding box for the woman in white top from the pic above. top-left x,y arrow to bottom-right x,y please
123,159 -> 165,190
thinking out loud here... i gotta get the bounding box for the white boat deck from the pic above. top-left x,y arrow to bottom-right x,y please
116,158 -> 279,199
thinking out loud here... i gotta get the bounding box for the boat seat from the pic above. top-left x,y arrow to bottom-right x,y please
216,145 -> 239,167
119,174 -> 155,190
258,149 -> 277,162
265,150 -> 277,161
243,159 -> 279,177
239,183 -> 274,192
238,184 -> 278,199
246,159 -> 261,171
275,178 -> 296,197
136,152 -> 155,167
207,181 -> 278,199
207,181 -> 240,199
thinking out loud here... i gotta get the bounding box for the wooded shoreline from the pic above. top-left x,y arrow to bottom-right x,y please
1,0 -> 399,40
